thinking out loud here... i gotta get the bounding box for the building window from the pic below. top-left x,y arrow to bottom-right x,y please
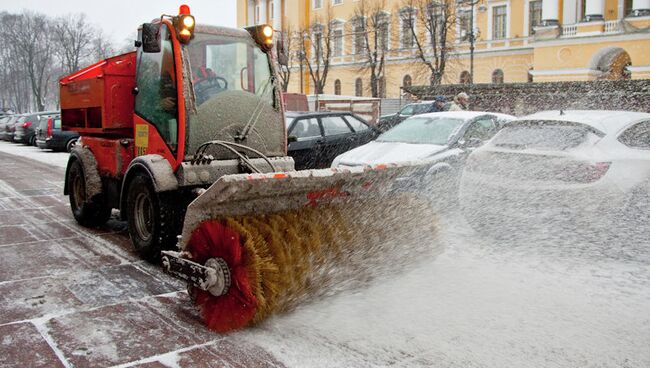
332,28 -> 343,57
403,75 -> 412,87
255,4 -> 261,24
333,0 -> 343,4
352,19 -> 366,54
400,9 -> 415,49
376,14 -> 390,51
270,0 -> 274,20
355,78 -> 363,96
492,5 -> 507,40
312,25 -> 323,60
492,69 -> 504,83
313,0 -> 322,9
460,71 -> 471,84
458,9 -> 472,42
529,1 -> 542,34
334,79 -> 342,95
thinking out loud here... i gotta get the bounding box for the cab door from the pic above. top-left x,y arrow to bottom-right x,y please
134,24 -> 179,164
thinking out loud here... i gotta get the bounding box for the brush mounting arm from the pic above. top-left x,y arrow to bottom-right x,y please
161,251 -> 231,296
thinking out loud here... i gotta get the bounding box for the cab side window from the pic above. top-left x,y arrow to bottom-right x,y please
135,25 -> 178,151
290,118 -> 321,140
619,121 -> 650,149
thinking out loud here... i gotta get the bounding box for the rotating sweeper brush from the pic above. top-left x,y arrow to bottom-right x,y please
162,163 -> 443,333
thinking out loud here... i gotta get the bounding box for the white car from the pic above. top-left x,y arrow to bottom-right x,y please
331,111 -> 515,194
460,110 -> 650,236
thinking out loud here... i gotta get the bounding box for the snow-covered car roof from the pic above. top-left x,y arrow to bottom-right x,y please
413,111 -> 516,121
515,110 -> 650,135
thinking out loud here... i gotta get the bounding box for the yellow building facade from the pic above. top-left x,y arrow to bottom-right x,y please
238,0 -> 650,97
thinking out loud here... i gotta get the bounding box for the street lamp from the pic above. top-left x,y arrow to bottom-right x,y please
463,0 -> 482,84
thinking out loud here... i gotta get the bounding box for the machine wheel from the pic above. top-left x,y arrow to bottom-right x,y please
126,174 -> 184,261
67,160 -> 111,227
66,138 -> 78,153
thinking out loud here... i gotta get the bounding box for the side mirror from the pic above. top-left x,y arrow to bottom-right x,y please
288,135 -> 298,143
459,137 -> 482,148
277,33 -> 288,66
141,23 -> 161,53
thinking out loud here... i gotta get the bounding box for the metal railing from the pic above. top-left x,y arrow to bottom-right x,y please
604,20 -> 622,33
561,24 -> 578,37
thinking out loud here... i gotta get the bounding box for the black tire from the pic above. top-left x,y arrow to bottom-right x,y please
66,138 -> 78,153
126,174 -> 184,261
30,135 -> 37,147
67,160 -> 111,227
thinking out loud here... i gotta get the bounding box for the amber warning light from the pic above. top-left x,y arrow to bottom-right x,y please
245,24 -> 274,51
175,4 -> 195,44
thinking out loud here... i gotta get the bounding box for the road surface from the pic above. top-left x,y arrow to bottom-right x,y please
0,141 -> 649,367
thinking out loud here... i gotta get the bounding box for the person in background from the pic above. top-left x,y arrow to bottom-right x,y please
447,92 -> 470,111
433,96 -> 448,112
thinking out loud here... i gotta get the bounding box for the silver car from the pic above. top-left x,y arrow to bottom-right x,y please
460,110 -> 650,237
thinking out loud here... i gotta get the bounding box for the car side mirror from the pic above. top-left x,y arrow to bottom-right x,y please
141,23 -> 161,53
459,137 -> 482,148
287,135 -> 298,143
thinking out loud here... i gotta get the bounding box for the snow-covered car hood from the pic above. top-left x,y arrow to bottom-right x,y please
333,141 -> 448,167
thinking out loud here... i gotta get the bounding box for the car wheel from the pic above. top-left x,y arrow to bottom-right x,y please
126,174 -> 184,261
66,138 -> 78,153
67,160 -> 111,227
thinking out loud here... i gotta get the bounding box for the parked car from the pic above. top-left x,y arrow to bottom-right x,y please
14,111 -> 58,146
332,111 -> 515,197
36,114 -> 79,152
0,115 -> 13,141
7,115 -> 27,142
286,111 -> 380,170
377,101 -> 443,132
459,110 -> 650,237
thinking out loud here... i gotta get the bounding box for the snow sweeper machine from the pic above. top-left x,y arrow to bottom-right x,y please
60,5 -> 441,332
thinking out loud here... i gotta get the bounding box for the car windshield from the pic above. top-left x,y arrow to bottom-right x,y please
492,121 -> 599,150
377,116 -> 464,145
187,33 -> 273,107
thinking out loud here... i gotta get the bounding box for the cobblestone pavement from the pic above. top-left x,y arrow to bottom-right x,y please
0,149 -> 285,367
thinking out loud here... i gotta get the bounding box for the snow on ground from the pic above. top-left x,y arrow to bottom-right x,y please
239,212 -> 650,367
2,139 -> 648,367
0,141 -> 69,168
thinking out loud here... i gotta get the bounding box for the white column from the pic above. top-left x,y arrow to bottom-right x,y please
542,0 -> 560,25
273,0 -> 282,29
584,0 -> 605,21
248,0 -> 255,26
631,0 -> 650,16
259,0 -> 267,24
563,0 -> 578,24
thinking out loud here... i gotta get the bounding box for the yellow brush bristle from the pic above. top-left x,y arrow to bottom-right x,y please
220,194 -> 438,326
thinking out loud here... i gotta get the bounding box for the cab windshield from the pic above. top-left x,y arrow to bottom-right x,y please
187,33 -> 273,107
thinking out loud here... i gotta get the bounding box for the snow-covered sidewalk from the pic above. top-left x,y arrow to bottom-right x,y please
0,141 -> 69,168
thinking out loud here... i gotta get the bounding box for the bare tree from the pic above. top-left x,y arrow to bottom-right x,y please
53,14 -> 95,74
354,0 -> 391,97
3,11 -> 55,111
299,7 -> 334,94
277,24 -> 295,92
401,0 -> 456,85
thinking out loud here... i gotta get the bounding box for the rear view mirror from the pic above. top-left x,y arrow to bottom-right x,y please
277,32 -> 288,66
141,23 -> 161,53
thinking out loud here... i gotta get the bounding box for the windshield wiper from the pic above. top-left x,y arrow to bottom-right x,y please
235,75 -> 274,142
